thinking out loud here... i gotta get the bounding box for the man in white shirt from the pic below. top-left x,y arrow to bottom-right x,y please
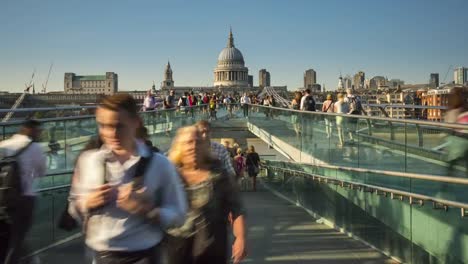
143,90 -> 156,112
240,93 -> 251,118
69,94 -> 187,264
0,120 -> 46,264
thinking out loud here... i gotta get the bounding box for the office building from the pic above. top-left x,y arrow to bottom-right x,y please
304,69 -> 317,90
353,71 -> 365,90
259,69 -> 271,88
430,73 -> 439,88
454,67 -> 468,85
64,72 -> 118,95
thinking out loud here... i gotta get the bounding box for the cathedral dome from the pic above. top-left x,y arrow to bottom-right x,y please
213,29 -> 249,88
218,47 -> 244,64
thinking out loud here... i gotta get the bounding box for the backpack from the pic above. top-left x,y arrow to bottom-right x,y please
191,96 -> 198,106
0,142 -> 32,218
349,97 -> 363,115
305,95 -> 316,111
179,97 -> 187,107
164,95 -> 174,108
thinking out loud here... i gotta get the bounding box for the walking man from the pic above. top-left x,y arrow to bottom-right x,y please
195,120 -> 236,178
300,89 -> 316,143
68,94 -> 187,264
240,93 -> 251,118
0,120 -> 46,264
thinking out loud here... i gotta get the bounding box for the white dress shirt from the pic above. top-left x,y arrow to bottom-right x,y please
240,96 -> 251,105
69,141 -> 187,251
0,134 -> 47,196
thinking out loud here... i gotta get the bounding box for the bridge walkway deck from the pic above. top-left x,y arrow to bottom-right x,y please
33,185 -> 396,264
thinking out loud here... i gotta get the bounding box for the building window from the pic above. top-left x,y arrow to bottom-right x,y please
108,82 -> 111,88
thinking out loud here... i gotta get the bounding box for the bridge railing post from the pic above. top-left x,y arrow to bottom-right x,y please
388,121 -> 395,141
416,124 -> 423,147
366,118 -> 372,136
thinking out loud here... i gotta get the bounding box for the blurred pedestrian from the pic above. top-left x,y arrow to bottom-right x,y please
245,145 -> 260,191
167,126 -> 247,264
0,120 -> 46,264
68,94 -> 187,264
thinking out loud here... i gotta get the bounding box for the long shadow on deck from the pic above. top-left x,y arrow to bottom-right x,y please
33,186 -> 397,264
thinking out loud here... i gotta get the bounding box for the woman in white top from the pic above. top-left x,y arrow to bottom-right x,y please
263,95 -> 272,118
334,93 -> 349,147
321,94 -> 335,139
290,92 -> 302,138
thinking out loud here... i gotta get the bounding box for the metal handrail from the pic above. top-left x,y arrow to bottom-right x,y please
247,103 -> 468,130
0,105 -> 205,126
0,105 -> 98,113
265,165 -> 468,216
38,184 -> 71,193
0,114 -> 97,125
267,162 -> 468,185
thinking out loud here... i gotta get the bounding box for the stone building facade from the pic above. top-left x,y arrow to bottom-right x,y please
213,29 -> 249,88
64,72 -> 118,95
159,29 -> 286,97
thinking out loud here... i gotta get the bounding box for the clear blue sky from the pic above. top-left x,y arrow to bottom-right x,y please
1,0 -> 467,93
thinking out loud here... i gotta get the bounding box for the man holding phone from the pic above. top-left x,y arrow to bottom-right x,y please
68,93 -> 187,264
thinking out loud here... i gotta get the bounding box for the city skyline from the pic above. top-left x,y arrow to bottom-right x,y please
1,0 -> 468,93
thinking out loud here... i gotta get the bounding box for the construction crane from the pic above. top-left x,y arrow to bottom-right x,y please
1,70 -> 35,122
41,62 -> 53,93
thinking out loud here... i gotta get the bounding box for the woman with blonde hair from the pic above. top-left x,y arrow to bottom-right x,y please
322,94 -> 335,138
290,91 -> 302,138
245,145 -> 260,191
167,126 -> 247,264
234,148 -> 246,180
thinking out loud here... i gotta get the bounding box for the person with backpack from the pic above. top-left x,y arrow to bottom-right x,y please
164,90 -> 176,135
0,120 -> 46,264
68,94 -> 187,264
299,89 -> 316,142
344,88 -> 364,143
178,92 -> 189,116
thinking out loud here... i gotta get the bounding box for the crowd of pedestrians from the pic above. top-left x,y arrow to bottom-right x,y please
0,93 -> 252,264
290,88 -> 366,147
1,87 -> 466,263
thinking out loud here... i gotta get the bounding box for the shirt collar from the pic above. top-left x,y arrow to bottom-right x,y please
100,139 -> 151,160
